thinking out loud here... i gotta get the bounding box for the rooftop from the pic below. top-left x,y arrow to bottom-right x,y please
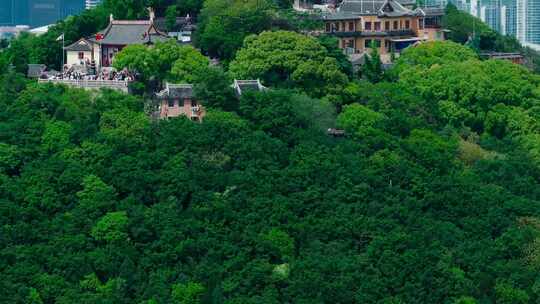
88,16 -> 169,46
232,79 -> 267,96
322,0 -> 421,20
64,38 -> 93,52
156,83 -> 194,99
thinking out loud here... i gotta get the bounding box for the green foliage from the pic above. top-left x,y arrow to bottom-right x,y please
361,41 -> 384,83
195,0 -> 275,61
495,283 -> 529,304
193,66 -> 236,111
169,47 -> 210,83
260,228 -> 295,261
337,103 -> 385,137
171,282 -> 205,304
2,3 -> 540,302
317,35 -> 353,76
27,288 -> 44,304
113,41 -> 210,88
392,40 -> 478,75
41,121 -> 73,153
113,45 -> 159,80
165,5 -> 178,32
230,31 -> 348,97
443,3 -> 540,72
91,211 -> 129,243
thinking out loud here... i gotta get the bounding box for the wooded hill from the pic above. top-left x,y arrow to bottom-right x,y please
1,1 -> 540,303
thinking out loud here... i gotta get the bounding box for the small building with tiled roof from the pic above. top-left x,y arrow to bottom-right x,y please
232,79 -> 267,97
321,0 -> 446,58
64,10 -> 169,70
155,83 -> 206,121
27,64 -> 47,78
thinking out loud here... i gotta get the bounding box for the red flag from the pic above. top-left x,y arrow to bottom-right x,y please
95,33 -> 104,40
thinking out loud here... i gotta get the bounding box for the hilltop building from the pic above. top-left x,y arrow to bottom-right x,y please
155,83 -> 206,121
64,12 -> 169,70
232,79 -> 267,96
321,0 -> 446,61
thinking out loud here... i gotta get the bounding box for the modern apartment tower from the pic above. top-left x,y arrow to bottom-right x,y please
500,0 -> 517,36
85,0 -> 101,9
517,0 -> 540,48
481,0 -> 502,32
0,0 -> 86,27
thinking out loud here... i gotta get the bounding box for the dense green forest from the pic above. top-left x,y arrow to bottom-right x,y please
2,0 -> 540,303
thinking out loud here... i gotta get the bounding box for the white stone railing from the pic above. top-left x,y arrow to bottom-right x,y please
38,79 -> 130,93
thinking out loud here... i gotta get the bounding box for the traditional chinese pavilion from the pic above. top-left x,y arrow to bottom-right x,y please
64,11 -> 169,70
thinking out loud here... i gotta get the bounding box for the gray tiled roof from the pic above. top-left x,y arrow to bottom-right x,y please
232,79 -> 267,96
156,83 -> 193,99
27,64 -> 46,78
324,0 -> 420,19
94,20 -> 169,45
418,7 -> 445,16
64,39 -> 93,51
340,0 -> 386,14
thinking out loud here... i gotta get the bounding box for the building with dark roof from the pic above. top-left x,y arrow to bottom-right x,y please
64,11 -> 169,70
155,83 -> 206,121
232,79 -> 267,96
27,64 -> 47,78
321,0 -> 447,60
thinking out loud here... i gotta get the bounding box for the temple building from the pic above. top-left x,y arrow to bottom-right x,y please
155,83 -> 206,121
64,11 -> 168,70
321,0 -> 447,61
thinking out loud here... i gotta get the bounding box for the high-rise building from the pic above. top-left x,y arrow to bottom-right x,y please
421,0 -> 448,7
0,0 -> 14,25
85,0 -> 101,9
500,0 -> 517,36
0,0 -> 85,27
29,0 -> 61,27
517,0 -> 540,48
470,0 -> 479,17
481,0 -> 502,32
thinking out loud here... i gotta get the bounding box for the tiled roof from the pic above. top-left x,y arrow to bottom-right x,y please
323,0 -> 421,19
154,17 -> 196,32
156,83 -> 193,99
92,19 -> 169,45
418,6 -> 445,16
27,64 -> 46,78
232,79 -> 267,96
64,38 -> 93,51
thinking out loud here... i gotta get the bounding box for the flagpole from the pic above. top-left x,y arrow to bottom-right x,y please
62,33 -> 65,70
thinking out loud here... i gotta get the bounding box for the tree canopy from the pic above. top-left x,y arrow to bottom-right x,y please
230,31 -> 348,97
2,2 -> 540,303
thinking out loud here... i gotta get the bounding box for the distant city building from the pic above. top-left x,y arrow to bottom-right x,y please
0,0 -> 85,28
445,0 -> 540,50
500,0 -> 517,36
0,25 -> 30,39
481,0 -> 502,32
517,0 -> 540,48
85,0 -> 101,9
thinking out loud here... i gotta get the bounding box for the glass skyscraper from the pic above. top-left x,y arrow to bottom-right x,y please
85,0 -> 101,9
517,0 -> 540,47
444,0 -> 540,49
0,0 -> 85,27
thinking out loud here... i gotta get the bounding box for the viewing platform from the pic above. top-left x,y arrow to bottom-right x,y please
38,79 -> 130,93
